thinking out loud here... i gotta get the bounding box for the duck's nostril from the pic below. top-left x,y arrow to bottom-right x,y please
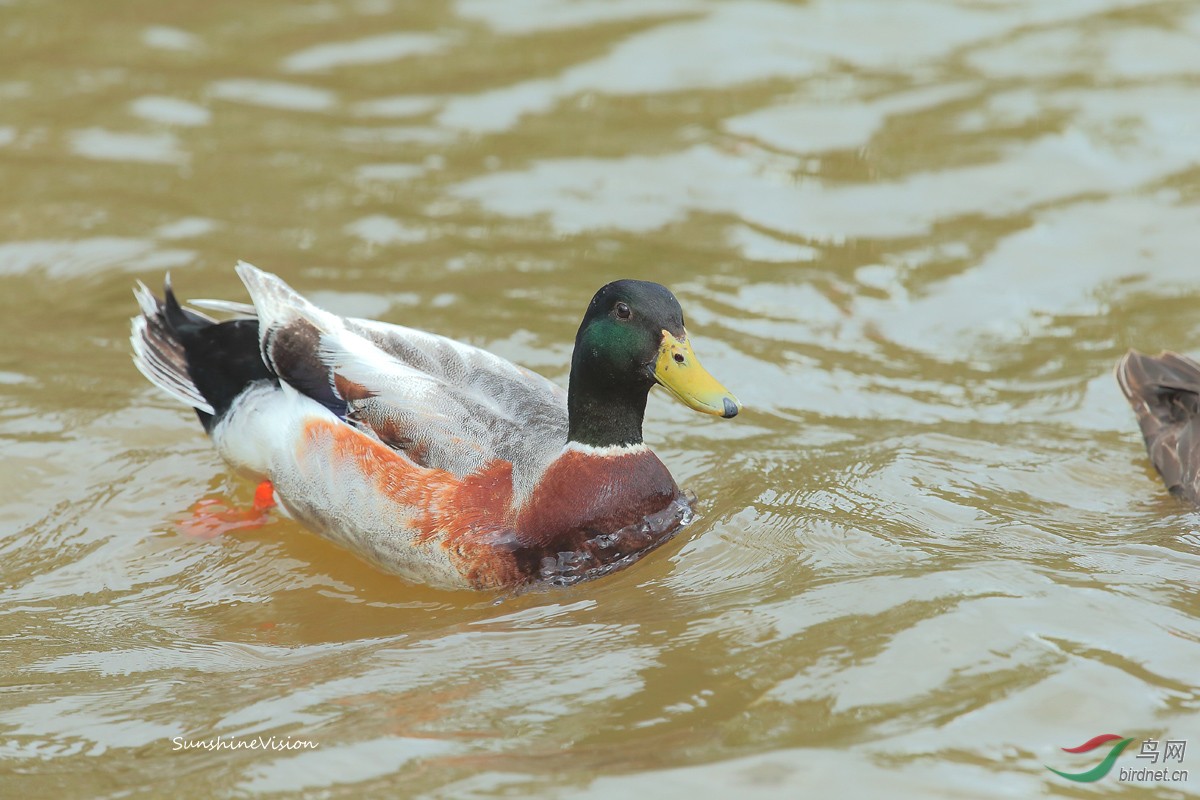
673,352 -> 685,364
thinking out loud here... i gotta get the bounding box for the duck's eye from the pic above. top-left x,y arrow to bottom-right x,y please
614,302 -> 632,320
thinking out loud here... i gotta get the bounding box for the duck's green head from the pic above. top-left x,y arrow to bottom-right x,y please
568,280 -> 740,447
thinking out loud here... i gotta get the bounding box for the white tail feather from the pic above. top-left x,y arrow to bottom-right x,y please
189,298 -> 258,316
129,284 -> 215,414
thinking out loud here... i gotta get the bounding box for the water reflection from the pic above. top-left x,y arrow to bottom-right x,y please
70,128 -> 188,165
209,79 -> 338,112
129,96 -> 212,127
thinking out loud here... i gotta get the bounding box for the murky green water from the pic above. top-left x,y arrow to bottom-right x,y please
3,0 -> 1199,797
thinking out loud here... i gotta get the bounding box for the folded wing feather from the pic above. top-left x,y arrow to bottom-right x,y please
234,262 -> 569,483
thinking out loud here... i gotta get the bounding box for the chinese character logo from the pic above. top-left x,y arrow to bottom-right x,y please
1136,738 -> 1188,765
1046,734 -> 1134,782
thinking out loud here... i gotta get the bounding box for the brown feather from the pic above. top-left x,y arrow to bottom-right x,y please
1116,349 -> 1200,503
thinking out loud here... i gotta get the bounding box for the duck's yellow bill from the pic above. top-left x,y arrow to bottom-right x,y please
652,330 -> 741,418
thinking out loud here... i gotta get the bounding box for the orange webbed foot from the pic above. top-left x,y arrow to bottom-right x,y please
177,481 -> 277,539
252,480 -> 276,511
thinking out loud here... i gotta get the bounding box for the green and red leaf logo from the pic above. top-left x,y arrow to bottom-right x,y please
1046,734 -> 1135,782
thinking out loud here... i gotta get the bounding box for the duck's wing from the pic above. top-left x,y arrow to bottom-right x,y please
1116,349 -> 1200,503
235,262 -> 568,481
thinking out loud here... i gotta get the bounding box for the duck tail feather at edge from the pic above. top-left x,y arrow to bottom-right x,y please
1116,348 -> 1200,502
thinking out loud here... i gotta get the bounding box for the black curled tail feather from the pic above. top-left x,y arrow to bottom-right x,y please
131,276 -> 275,433
1116,349 -> 1200,503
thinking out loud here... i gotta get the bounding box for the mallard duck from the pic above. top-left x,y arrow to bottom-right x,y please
1116,349 -> 1200,503
131,263 -> 740,590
